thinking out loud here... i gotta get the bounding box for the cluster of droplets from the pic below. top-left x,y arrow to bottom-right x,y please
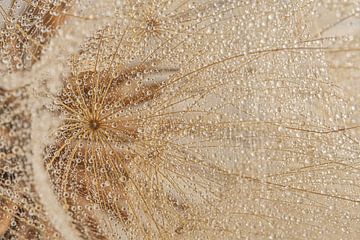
1,0 -> 360,239
38,1 -> 360,239
0,87 -> 62,239
0,0 -> 73,76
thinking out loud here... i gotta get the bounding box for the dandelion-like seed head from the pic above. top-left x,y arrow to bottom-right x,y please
0,0 -> 72,76
21,0 -> 360,239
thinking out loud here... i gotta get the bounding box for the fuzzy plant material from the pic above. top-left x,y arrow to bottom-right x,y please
0,1 -> 360,240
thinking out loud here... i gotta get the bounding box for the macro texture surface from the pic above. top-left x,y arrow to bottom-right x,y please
1,0 -> 360,239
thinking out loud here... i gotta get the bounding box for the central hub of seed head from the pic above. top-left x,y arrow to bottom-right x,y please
146,19 -> 159,31
89,119 -> 100,130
